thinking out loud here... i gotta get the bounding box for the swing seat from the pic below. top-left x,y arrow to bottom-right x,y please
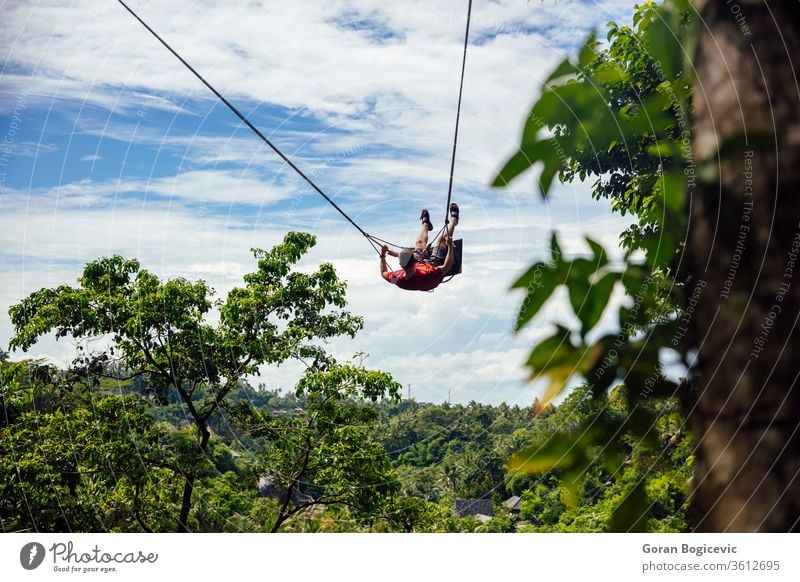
443,239 -> 463,281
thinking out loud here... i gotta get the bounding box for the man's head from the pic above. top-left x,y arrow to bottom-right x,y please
398,249 -> 416,273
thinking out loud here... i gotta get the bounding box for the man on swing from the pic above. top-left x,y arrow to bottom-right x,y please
380,203 -> 460,292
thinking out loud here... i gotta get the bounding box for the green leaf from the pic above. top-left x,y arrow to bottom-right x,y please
508,433 -> 582,474
606,22 -> 619,42
566,259 -> 615,336
522,89 -> 568,144
642,229 -> 676,269
647,139 -> 681,158
513,264 -> 559,332
660,170 -> 686,213
618,91 -> 674,139
592,63 -> 626,85
545,58 -> 579,84
620,263 -> 650,296
538,151 -> 561,198
577,33 -> 599,69
643,9 -> 682,80
567,272 -> 591,325
580,272 -> 618,337
624,405 -> 661,449
550,233 -> 564,266
492,140 -> 555,189
585,237 -> 608,268
525,326 -> 603,404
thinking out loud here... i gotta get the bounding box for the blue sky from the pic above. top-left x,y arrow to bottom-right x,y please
1,0 -> 640,405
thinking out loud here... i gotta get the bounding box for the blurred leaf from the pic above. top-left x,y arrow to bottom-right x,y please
509,433 -> 582,474
577,33 -> 599,68
660,171 -> 686,213
526,327 -> 603,404
642,229 -> 676,269
621,263 -> 650,296
493,140 -> 560,194
538,151 -> 562,198
586,237 -> 608,268
619,91 -> 675,139
492,147 -> 541,187
625,405 -> 662,449
522,90 -> 564,143
592,62 -> 627,85
643,10 -> 682,79
609,480 -> 650,532
568,272 -> 591,324
566,255 -> 613,333
545,58 -> 579,84
647,139 -> 681,158
550,233 -> 564,266
513,264 -> 559,332
581,272 -> 618,337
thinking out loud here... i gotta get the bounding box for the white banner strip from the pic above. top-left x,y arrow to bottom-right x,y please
2,533 -> 798,581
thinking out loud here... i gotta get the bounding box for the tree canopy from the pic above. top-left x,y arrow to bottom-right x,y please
6,232 -> 395,532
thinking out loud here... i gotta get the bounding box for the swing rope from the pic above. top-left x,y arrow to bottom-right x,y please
444,0 -> 472,225
115,0 -> 388,254
116,0 -> 472,256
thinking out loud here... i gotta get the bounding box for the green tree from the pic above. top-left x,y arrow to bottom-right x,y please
8,232 -> 363,532
0,360 -> 178,532
229,364 -> 402,532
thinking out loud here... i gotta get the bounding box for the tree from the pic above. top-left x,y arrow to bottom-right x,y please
230,364 -> 402,532
8,232 -> 364,532
686,0 -> 800,531
495,0 -> 800,531
0,360 -> 178,532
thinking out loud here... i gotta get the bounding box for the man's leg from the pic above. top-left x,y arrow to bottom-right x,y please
415,222 -> 430,251
432,208 -> 459,249
416,209 -> 433,250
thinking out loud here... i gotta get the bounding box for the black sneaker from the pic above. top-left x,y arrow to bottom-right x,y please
420,208 -> 433,231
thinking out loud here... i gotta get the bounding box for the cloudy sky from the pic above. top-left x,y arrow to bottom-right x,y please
0,0 -> 639,406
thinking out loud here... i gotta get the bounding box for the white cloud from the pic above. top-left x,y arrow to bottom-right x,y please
3,169 -> 297,211
1,0 -> 641,405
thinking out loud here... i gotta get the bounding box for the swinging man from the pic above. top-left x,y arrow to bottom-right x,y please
380,203 -> 460,292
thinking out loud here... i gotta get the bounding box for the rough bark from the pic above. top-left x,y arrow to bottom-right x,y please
687,0 -> 800,531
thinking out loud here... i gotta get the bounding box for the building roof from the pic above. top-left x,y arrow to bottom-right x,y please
454,499 -> 493,518
503,495 -> 522,511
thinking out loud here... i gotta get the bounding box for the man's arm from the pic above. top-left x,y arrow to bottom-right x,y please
439,232 -> 455,275
380,245 -> 391,278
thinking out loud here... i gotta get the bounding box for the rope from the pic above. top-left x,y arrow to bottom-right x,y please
444,0 -> 473,225
115,0 -> 380,253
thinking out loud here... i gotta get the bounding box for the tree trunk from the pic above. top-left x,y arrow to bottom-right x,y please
687,0 -> 800,531
177,476 -> 194,533
176,425 -> 211,532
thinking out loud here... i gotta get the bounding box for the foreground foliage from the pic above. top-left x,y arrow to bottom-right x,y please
493,0 -> 696,530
